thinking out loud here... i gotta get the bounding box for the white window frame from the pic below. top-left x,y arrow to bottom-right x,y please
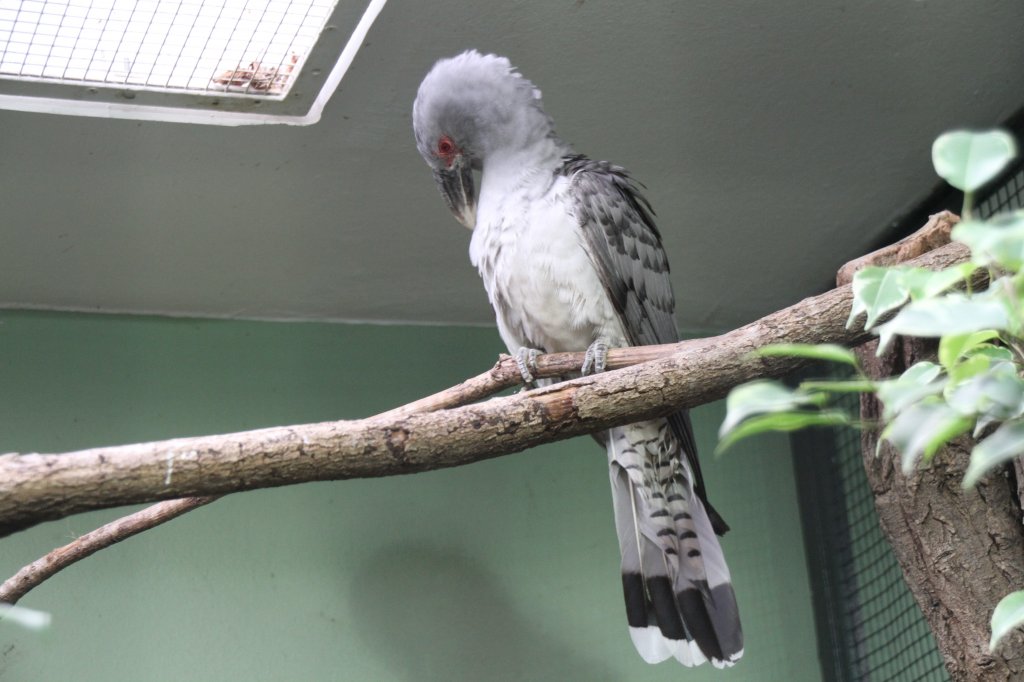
0,0 -> 386,126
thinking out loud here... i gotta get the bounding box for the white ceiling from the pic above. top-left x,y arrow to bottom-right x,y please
2,0 -> 1024,334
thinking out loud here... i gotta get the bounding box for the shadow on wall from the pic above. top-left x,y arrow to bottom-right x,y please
348,544 -> 614,681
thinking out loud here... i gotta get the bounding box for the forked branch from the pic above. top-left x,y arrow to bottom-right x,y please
0,212 -> 965,605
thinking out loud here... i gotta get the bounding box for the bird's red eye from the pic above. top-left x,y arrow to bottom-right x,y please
437,135 -> 456,159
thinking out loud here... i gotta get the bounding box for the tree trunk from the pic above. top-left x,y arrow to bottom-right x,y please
856,337 -> 1024,681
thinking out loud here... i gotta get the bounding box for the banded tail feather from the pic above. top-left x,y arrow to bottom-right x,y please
608,423 -> 743,667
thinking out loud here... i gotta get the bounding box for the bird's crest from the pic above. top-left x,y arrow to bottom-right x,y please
412,50 -> 557,164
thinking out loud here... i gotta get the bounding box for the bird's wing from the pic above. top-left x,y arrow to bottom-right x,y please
563,155 -> 727,534
562,155 -> 678,347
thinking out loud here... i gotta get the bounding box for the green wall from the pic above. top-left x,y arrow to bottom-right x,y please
0,310 -> 821,681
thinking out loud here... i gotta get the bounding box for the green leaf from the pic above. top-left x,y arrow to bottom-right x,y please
952,214 -> 1024,270
970,344 -> 1015,363
716,410 -> 851,454
875,294 -> 1010,354
849,267 -> 912,330
720,380 -> 824,437
938,330 -> 1000,371
900,264 -> 977,300
875,361 -> 946,419
990,590 -> 1024,651
799,379 -> 877,393
947,365 -> 1024,420
756,343 -> 859,367
880,400 -> 972,472
946,353 -> 992,387
932,129 -> 1017,193
964,420 -> 1024,488
901,361 -> 945,384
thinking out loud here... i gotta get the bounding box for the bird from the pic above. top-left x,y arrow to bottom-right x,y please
412,50 -> 742,668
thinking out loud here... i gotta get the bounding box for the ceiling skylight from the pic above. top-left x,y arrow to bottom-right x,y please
0,0 -> 386,125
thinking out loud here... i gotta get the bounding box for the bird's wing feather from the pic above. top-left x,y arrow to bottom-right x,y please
563,155 -> 727,533
561,155 -> 676,347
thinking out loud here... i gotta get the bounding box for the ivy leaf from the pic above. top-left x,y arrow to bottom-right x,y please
799,379 -> 877,393
964,420 -> 1024,488
880,401 -> 972,472
900,361 -> 945,384
719,380 -> 824,437
716,411 -> 851,454
901,264 -> 977,300
875,294 -> 1009,354
947,365 -> 1024,420
932,129 -> 1017,193
849,267 -> 911,330
875,361 -> 946,420
756,343 -> 859,367
946,353 -> 992,388
990,590 -> 1024,651
952,213 -> 1024,270
938,330 -> 1000,371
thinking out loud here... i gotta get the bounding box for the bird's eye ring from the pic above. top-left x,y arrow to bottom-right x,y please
437,136 -> 456,157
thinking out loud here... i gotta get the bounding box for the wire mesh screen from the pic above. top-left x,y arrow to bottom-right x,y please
977,164 -> 1024,218
0,0 -> 337,96
794,389 -> 949,682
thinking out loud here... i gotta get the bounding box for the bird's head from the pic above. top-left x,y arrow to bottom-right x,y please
412,50 -> 556,229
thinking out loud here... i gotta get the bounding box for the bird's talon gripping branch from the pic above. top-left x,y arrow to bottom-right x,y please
515,347 -> 540,386
581,339 -> 609,375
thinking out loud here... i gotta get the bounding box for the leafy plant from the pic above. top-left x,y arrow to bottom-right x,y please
718,129 -> 1024,651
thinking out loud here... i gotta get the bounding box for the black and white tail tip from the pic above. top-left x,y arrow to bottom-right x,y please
623,573 -> 743,667
608,424 -> 743,668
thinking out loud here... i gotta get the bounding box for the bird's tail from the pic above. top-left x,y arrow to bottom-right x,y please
607,423 -> 743,667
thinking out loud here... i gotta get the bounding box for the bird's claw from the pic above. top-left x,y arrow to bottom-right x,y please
515,347 -> 540,386
582,340 -> 609,375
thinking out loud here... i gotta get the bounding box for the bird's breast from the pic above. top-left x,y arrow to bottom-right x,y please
470,176 -> 624,354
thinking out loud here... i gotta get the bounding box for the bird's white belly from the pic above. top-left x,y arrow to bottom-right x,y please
470,185 -> 624,354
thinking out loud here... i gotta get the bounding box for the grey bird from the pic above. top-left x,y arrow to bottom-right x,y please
413,50 -> 742,668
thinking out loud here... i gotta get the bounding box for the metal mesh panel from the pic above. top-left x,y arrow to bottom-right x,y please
977,165 -> 1024,218
0,0 -> 337,96
830,398 -> 949,681
794,389 -> 949,682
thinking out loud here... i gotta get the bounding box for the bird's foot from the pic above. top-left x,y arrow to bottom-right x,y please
581,339 -> 609,375
515,347 -> 540,386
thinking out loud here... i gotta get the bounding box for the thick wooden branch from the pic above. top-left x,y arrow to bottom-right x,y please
0,344 -> 683,604
856,338 -> 1024,680
836,210 -> 960,285
0,236 -> 971,540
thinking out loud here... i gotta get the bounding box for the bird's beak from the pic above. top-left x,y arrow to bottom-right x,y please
433,163 -> 477,229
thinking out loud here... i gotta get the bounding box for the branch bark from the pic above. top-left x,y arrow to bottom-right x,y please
0,352 -> 590,604
0,497 -> 216,604
0,237 -> 972,541
0,357 -> 538,605
854,339 -> 1024,681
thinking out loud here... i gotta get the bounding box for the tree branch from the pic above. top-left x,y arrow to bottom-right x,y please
0,344 -> 674,604
836,210 -> 960,285
0,210 -> 968,608
0,236 -> 971,541
0,497 -> 216,604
